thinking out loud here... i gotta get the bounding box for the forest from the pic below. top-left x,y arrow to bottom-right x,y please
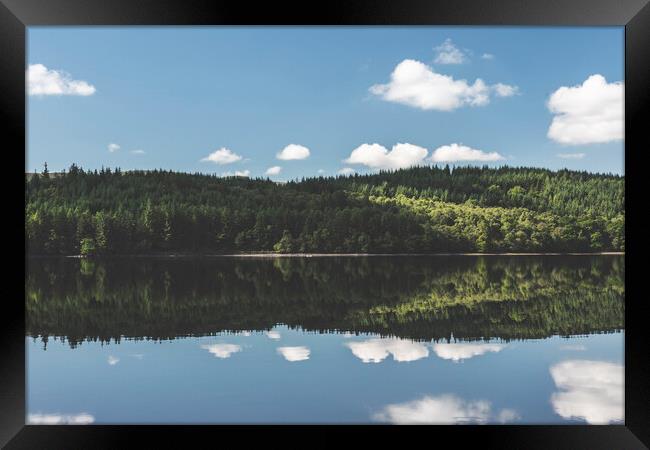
25,164 -> 625,255
26,255 -> 624,346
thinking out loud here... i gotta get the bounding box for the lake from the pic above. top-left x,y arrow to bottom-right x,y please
26,255 -> 624,424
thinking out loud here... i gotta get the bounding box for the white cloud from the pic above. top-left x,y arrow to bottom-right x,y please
344,143 -> 428,170
557,153 -> 586,159
430,143 -> 504,163
27,413 -> 95,425
277,346 -> 311,362
277,144 -> 310,160
481,53 -> 495,60
493,83 -> 519,97
317,169 -> 326,174
346,338 -> 429,363
108,143 -> 120,153
337,167 -> 356,175
27,64 -> 96,96
370,59 -> 494,111
343,142 -> 504,169
107,355 -> 119,365
221,170 -> 250,177
201,147 -> 243,165
550,360 -> 624,424
434,38 -> 468,65
265,166 -> 282,176
432,343 -> 505,362
266,330 -> 281,340
547,74 -> 624,145
496,409 -> 521,423
131,149 -> 146,155
200,343 -> 242,359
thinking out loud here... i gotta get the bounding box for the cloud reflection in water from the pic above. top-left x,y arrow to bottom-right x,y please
27,413 -> 95,424
373,394 -> 518,424
277,346 -> 311,362
346,338 -> 429,363
550,359 -> 623,424
200,343 -> 243,359
432,343 -> 505,362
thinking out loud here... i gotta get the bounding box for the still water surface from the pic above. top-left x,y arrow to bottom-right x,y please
26,255 -> 624,424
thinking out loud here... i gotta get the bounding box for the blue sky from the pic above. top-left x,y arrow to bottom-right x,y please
27,27 -> 624,178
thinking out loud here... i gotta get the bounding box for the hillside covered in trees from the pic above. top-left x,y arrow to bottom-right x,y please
25,164 -> 624,255
27,255 -> 624,345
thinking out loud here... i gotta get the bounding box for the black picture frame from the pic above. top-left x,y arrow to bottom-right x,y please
3,0 -> 649,448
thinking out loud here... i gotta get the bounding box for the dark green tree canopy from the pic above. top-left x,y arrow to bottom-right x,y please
25,165 -> 624,255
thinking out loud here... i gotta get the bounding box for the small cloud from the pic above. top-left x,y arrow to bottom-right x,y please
277,346 -> 311,362
338,167 -> 356,175
434,39 -> 468,65
481,53 -> 495,60
221,170 -> 250,177
432,343 -> 505,362
346,338 -> 429,363
369,59 -> 515,111
201,147 -> 243,165
547,74 -> 624,145
27,413 -> 95,425
557,153 -> 586,159
430,143 -> 504,163
27,64 -> 96,96
277,144 -> 310,160
343,142 -> 502,170
493,83 -> 519,97
131,149 -> 146,155
550,359 -> 623,424
317,169 -> 326,174
265,166 -> 282,176
370,59 -> 490,111
130,354 -> 144,359
344,143 -> 428,170
266,330 -> 281,340
201,343 -> 242,359
108,143 -> 120,153
107,355 -> 119,365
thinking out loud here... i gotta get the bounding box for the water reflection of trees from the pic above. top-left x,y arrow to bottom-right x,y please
26,256 -> 624,347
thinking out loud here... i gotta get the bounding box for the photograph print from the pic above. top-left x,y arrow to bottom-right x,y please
25,26 -> 624,425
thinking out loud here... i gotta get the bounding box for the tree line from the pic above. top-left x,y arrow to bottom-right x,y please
27,255 -> 624,346
25,163 -> 625,255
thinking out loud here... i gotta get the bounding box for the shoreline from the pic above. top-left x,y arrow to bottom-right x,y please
28,251 -> 625,258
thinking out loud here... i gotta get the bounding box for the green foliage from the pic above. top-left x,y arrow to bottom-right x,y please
25,165 -> 624,254
26,255 -> 624,346
273,230 -> 294,253
79,237 -> 97,256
